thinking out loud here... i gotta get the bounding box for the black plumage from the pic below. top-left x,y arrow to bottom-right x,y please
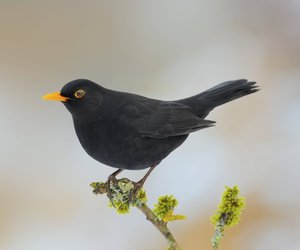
47,79 -> 258,171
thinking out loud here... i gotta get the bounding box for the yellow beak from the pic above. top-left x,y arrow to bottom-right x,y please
42,92 -> 69,102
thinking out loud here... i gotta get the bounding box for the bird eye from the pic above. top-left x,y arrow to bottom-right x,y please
74,89 -> 85,99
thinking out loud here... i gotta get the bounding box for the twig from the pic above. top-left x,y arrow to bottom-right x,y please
210,186 -> 246,249
91,178 -> 182,250
136,204 -> 181,250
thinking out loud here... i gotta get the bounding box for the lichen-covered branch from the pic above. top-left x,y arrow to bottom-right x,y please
210,186 -> 246,249
136,204 -> 181,250
90,178 -> 184,250
91,180 -> 246,249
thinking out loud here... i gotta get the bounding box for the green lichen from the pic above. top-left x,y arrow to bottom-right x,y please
210,186 -> 246,249
108,201 -> 130,214
153,195 -> 186,222
133,188 -> 147,206
91,178 -> 147,214
153,195 -> 178,219
90,181 -> 106,194
211,186 -> 246,227
90,180 -> 185,222
91,179 -> 183,249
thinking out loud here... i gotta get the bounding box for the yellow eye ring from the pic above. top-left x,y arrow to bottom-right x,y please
74,89 -> 85,99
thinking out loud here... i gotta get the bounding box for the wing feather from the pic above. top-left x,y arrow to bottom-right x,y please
121,101 -> 215,138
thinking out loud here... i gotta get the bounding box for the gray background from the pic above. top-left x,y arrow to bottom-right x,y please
1,1 -> 299,249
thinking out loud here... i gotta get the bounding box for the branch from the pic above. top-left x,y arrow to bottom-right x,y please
210,186 -> 246,249
90,178 -> 183,250
137,204 -> 181,250
90,180 -> 246,249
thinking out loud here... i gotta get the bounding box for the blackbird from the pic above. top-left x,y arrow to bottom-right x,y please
43,79 -> 258,197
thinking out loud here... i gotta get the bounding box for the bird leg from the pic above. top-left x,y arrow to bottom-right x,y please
106,168 -> 123,207
106,165 -> 157,206
129,164 -> 158,203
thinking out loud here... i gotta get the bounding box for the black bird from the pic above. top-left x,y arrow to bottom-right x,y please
43,79 -> 258,196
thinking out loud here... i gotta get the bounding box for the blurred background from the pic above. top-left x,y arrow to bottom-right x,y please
0,1 -> 299,249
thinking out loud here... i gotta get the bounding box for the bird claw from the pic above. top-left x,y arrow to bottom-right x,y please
106,175 -> 118,208
105,165 -> 152,209
128,181 -> 143,204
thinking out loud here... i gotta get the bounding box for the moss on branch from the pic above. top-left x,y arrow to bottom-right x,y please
211,186 -> 246,249
90,178 -> 184,250
91,180 -> 246,250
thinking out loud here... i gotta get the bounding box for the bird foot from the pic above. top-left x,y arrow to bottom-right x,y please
106,174 -> 119,208
106,176 -> 144,206
128,181 -> 144,204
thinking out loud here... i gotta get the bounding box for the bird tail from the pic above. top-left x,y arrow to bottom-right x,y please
178,79 -> 259,118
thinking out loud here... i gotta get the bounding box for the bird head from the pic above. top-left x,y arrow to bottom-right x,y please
43,79 -> 105,116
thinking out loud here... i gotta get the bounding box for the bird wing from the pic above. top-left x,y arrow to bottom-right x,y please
121,101 -> 215,138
